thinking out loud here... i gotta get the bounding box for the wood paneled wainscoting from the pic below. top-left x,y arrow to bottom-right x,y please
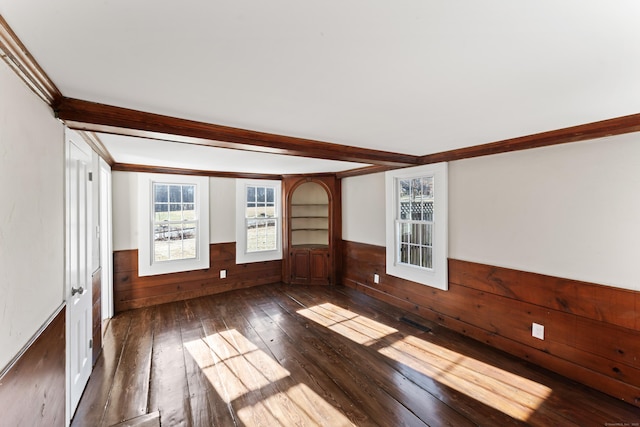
342,240 -> 640,408
114,242 -> 282,312
0,306 -> 66,426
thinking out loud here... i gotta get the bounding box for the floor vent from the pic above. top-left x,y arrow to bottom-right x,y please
400,317 -> 431,333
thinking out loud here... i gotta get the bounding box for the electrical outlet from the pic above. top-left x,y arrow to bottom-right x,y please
532,322 -> 544,340
373,273 -> 380,284
220,269 -> 227,279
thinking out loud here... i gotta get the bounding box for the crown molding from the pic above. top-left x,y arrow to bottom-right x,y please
0,15 -> 62,107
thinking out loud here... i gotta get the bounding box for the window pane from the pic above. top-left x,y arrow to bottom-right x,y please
399,243 -> 409,264
421,247 -> 433,269
247,186 -> 256,203
410,223 -> 421,244
400,223 -> 410,243
170,204 -> 182,221
409,245 -> 420,266
257,186 -> 266,203
422,177 -> 433,200
266,187 -> 274,203
423,223 -> 433,246
154,203 -> 169,222
182,222 -> 197,259
155,184 -> 168,203
182,185 -> 195,203
265,203 -> 275,218
399,179 -> 410,220
183,203 -> 196,220
169,185 -> 182,203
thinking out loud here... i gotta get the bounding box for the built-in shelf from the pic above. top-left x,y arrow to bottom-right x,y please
290,193 -> 328,247
284,176 -> 339,286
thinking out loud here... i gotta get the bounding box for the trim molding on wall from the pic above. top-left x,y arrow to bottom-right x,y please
341,240 -> 640,407
0,303 -> 65,377
0,305 -> 66,426
80,131 -> 115,166
0,15 -> 62,107
114,242 -> 282,312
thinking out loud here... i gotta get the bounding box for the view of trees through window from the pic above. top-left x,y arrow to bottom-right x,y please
153,183 -> 197,262
246,185 -> 277,252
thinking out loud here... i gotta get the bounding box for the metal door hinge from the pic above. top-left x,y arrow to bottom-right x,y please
89,339 -> 93,349
88,172 -> 93,181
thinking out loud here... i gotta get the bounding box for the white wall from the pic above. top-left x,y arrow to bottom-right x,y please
342,135 -> 640,291
449,134 -> 640,291
0,61 -> 65,371
112,173 -> 236,250
341,172 -> 386,246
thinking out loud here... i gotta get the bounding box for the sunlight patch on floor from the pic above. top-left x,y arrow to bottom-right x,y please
185,328 -> 354,426
237,384 -> 355,427
298,303 -> 551,422
185,328 -> 290,402
297,302 -> 398,345
379,337 -> 551,421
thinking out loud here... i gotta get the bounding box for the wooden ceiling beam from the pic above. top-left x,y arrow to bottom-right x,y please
419,113 -> 640,165
112,163 -> 282,180
56,97 -> 420,167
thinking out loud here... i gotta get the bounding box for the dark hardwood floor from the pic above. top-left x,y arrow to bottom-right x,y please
72,284 -> 640,427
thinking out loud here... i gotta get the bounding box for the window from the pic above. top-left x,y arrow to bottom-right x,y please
236,179 -> 282,264
152,183 -> 197,262
385,163 -> 448,290
138,174 -> 209,276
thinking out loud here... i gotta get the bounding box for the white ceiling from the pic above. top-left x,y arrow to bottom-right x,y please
1,1 -> 640,173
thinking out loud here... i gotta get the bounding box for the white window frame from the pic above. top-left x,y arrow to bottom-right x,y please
236,179 -> 282,264
385,162 -> 448,290
138,173 -> 209,276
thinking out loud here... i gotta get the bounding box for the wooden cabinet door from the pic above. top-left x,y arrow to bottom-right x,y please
291,249 -> 310,283
309,249 -> 329,285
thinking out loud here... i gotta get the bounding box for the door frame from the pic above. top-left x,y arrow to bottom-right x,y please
64,129 -> 94,426
99,158 -> 113,322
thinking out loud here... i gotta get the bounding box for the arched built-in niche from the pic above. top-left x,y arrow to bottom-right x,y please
283,175 -> 341,286
290,181 -> 329,247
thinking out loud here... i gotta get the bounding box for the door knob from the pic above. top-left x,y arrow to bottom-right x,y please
71,286 -> 84,296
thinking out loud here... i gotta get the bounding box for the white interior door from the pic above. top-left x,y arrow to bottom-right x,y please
66,130 -> 93,422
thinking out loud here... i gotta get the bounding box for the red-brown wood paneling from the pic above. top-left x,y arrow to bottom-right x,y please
113,242 -> 282,312
0,307 -> 66,426
341,240 -> 640,407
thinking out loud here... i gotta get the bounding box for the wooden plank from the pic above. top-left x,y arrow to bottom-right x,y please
102,307 -> 155,426
148,303 -> 191,427
109,411 -> 160,427
179,298 -> 238,426
71,312 -> 133,426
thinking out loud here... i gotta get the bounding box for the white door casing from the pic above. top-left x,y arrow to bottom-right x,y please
65,130 -> 93,423
100,159 -> 113,321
